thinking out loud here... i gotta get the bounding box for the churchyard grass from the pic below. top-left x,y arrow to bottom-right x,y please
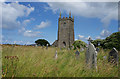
1,45 -> 118,77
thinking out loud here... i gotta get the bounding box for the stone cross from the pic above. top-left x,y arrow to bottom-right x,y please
88,37 -> 92,44
86,37 -> 97,69
108,47 -> 118,66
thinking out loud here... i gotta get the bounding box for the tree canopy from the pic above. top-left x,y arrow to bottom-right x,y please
73,40 -> 87,50
92,32 -> 120,51
35,39 -> 50,46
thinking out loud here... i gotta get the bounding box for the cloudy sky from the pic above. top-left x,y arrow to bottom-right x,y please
1,1 -> 119,45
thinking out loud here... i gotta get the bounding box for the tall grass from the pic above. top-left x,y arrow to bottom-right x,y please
1,45 -> 118,77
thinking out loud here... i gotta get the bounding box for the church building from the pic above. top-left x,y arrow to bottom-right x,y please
52,11 -> 75,48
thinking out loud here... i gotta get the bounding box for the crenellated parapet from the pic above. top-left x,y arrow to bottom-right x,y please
59,11 -> 74,22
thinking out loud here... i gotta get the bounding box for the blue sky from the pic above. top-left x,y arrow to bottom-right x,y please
1,2 -> 119,45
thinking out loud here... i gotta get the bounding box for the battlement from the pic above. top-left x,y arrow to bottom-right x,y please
59,17 -> 74,22
59,11 -> 74,22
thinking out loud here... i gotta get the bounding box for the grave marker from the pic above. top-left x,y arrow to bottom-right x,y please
35,44 -> 37,47
55,50 -> 58,59
80,48 -> 84,52
46,44 -> 48,49
86,37 -> 97,69
108,47 -> 118,66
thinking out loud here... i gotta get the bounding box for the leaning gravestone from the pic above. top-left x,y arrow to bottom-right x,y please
86,37 -> 97,69
108,47 -> 118,66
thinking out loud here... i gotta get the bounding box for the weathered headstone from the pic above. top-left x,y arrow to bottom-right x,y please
55,50 -> 58,59
46,44 -> 48,49
35,44 -> 37,47
75,50 -> 80,59
108,47 -> 118,66
86,37 -> 97,69
67,48 -> 70,50
39,44 -> 41,46
80,48 -> 84,52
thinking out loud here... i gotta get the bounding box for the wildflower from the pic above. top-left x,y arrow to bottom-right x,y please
103,56 -> 107,60
2,74 -> 6,77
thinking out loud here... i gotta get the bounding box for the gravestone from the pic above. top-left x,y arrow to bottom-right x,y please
86,37 -> 97,69
75,50 -> 80,59
96,48 -> 99,52
38,44 -> 41,46
35,44 -> 37,47
55,50 -> 58,59
108,47 -> 118,66
80,48 -> 84,52
67,48 -> 70,50
46,44 -> 48,49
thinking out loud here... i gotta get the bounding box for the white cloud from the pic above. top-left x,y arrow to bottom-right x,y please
13,41 -> 23,44
75,39 -> 78,41
18,27 -> 25,33
46,2 -> 118,27
96,36 -> 101,39
40,0 -> 119,2
26,41 -> 33,45
2,2 -> 34,29
22,18 -> 35,26
23,19 -> 31,26
1,0 -> 119,2
18,27 -> 42,37
23,30 -> 41,37
0,0 -> 6,2
36,21 -> 50,29
100,29 -> 111,37
78,35 -> 84,39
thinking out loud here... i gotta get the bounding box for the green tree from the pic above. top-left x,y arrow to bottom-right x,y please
92,39 -> 103,47
104,32 -> 120,50
92,32 -> 120,51
73,40 -> 87,50
35,39 -> 50,46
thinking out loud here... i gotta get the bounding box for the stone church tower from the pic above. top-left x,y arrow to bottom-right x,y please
52,11 -> 74,48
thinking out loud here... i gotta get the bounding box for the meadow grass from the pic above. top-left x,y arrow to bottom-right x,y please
1,45 -> 119,77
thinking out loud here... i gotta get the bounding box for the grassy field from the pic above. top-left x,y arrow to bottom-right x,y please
1,45 -> 119,77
